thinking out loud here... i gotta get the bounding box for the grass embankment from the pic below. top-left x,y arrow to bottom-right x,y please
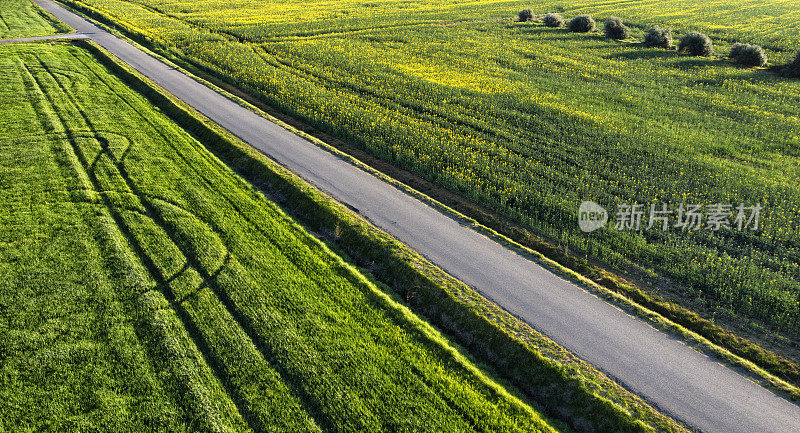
55,0 -> 800,384
79,33 -> 690,432
0,41 -> 567,433
0,0 -> 72,38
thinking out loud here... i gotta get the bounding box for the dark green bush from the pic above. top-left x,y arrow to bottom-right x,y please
729,43 -> 767,67
604,16 -> 629,40
542,12 -> 564,28
568,15 -> 595,33
728,43 -> 745,59
679,31 -> 713,56
642,26 -> 672,49
782,51 -> 800,78
518,9 -> 533,22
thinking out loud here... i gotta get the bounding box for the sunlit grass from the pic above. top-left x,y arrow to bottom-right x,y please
0,42 -> 560,433
0,0 -> 71,38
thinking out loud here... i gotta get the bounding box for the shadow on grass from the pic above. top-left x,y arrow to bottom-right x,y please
514,26 -> 611,43
508,25 -> 561,34
671,57 -> 726,70
605,48 -> 675,61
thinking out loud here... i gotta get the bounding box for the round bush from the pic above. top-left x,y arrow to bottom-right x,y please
604,16 -> 629,40
679,31 -> 713,56
542,12 -> 564,28
568,15 -> 596,33
518,9 -> 533,22
642,26 -> 672,49
729,43 -> 767,67
785,51 -> 800,77
728,42 -> 745,59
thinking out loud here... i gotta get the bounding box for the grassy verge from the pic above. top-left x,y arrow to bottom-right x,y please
0,0 -> 72,38
77,38 -> 691,433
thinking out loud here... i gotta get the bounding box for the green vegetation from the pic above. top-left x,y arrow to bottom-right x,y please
542,13 -> 563,28
567,15 -> 595,33
643,26 -> 673,49
782,51 -> 800,78
0,41 -> 566,432
729,43 -> 767,67
0,0 -> 71,38
603,17 -> 629,40
59,0 -> 800,337
678,31 -> 714,56
518,9 -> 533,22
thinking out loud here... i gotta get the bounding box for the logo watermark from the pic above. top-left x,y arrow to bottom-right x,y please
578,201 -> 609,233
578,201 -> 762,233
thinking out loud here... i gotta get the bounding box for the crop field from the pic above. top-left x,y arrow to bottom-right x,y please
60,0 -> 800,334
0,42 -> 563,432
0,0 -> 71,38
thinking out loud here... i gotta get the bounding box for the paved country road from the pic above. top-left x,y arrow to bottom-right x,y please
28,1 -> 800,431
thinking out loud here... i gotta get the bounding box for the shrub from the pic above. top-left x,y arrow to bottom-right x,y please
679,31 -> 714,56
782,51 -> 800,78
642,26 -> 672,49
518,9 -> 533,22
604,16 -> 629,40
729,43 -> 767,67
542,12 -> 564,28
568,15 -> 596,33
728,43 -> 745,59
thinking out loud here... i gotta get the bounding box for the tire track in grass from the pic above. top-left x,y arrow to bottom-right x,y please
72,46 -> 486,432
41,47 -> 332,433
0,103 -> 179,430
93,105 -> 455,430
138,123 -> 546,431
68,47 -> 343,432
88,67 -> 526,431
0,15 -> 10,33
22,61 -> 245,433
14,58 -> 200,429
28,58 -> 268,433
40,44 -> 556,433
144,197 -> 339,433
19,55 -> 256,433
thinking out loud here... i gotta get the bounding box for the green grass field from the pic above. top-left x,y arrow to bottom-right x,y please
0,0 -> 71,38
60,0 -> 800,335
0,41 -> 563,432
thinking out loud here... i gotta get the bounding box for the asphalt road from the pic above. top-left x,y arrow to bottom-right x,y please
30,1 -> 800,431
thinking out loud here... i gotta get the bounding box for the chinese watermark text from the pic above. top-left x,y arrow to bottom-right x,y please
579,201 -> 761,233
